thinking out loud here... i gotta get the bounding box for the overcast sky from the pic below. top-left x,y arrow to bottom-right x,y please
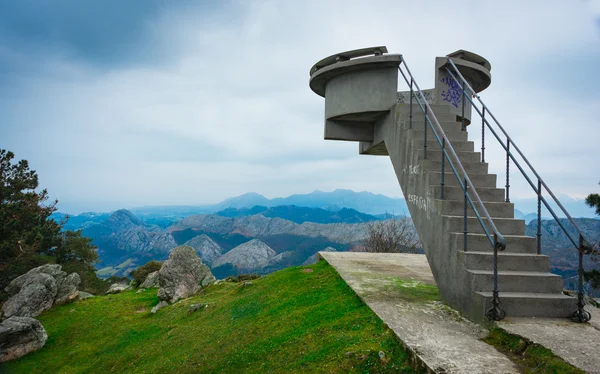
1,0 -> 599,214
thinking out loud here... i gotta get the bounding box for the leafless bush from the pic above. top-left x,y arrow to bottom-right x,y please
362,218 -> 421,253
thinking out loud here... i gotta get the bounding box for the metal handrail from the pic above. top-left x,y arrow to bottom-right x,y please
445,58 -> 593,322
398,56 -> 506,321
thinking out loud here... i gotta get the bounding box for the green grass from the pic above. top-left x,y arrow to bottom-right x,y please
483,327 -> 584,374
2,261 -> 419,374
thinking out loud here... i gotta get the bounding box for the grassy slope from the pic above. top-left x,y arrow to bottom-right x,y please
2,261 -> 416,374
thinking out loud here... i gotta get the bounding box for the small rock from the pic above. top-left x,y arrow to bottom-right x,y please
106,283 -> 129,295
243,281 -> 253,287
0,317 -> 47,362
189,303 -> 206,314
151,301 -> 168,314
136,289 -> 144,294
378,351 -> 385,360
77,292 -> 94,300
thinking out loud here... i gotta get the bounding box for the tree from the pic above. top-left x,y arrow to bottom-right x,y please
362,218 -> 421,253
583,182 -> 600,290
586,182 -> 600,216
52,230 -> 99,265
0,149 -> 101,298
0,149 -> 61,264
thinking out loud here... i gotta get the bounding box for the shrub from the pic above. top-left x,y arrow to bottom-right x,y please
130,260 -> 163,287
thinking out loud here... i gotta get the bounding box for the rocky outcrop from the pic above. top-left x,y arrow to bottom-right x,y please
212,239 -> 277,270
55,273 -> 81,305
183,234 -> 222,267
302,247 -> 337,266
106,283 -> 130,294
0,316 -> 48,362
140,271 -> 159,289
2,264 -> 81,319
169,214 -> 370,244
157,245 -> 215,303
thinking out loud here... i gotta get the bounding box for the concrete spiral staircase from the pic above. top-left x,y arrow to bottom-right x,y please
309,47 -> 577,322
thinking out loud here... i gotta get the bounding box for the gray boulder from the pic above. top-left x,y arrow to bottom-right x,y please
157,245 -> 216,303
140,271 -> 159,289
2,273 -> 57,319
106,283 -> 130,294
0,316 -> 47,362
2,264 -> 83,319
55,273 -> 81,305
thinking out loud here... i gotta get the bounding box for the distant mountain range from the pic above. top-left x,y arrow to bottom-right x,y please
50,188 -> 598,287
127,189 -> 408,217
82,207 -> 372,279
215,205 -> 380,224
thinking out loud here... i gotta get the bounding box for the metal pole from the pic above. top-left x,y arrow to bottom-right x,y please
464,177 -> 468,252
537,179 -> 542,255
573,235 -> 590,322
461,80 -> 466,131
505,139 -> 510,203
424,105 -> 428,160
441,138 -> 446,199
481,107 -> 486,163
409,79 -> 413,129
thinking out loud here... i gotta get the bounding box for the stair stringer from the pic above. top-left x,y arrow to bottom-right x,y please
369,103 -> 483,321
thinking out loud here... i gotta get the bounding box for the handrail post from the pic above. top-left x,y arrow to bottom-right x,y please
486,234 -> 506,321
573,235 -> 591,322
409,78 -> 413,129
441,138 -> 446,199
505,139 -> 510,203
464,177 -> 468,252
537,179 -> 542,255
461,79 -> 466,131
481,107 -> 486,163
423,105 -> 428,160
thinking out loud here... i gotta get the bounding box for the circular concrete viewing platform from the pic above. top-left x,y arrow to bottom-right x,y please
443,50 -> 492,93
309,46 -> 401,123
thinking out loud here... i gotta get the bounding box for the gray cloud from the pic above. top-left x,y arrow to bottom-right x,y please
1,0 -> 599,213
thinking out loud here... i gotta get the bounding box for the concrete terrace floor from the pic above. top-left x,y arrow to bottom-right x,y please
319,251 -> 600,374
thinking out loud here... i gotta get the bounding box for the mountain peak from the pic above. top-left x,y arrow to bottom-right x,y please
105,209 -> 143,230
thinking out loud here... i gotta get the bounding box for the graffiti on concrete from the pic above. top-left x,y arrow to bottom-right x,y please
440,76 -> 462,108
397,90 -> 434,104
408,193 -> 431,220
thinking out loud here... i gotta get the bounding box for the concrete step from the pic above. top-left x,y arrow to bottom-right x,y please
468,270 -> 564,293
443,216 -> 525,235
428,171 -> 497,189
417,149 -> 482,164
474,291 -> 575,318
420,159 -> 489,175
452,233 -> 538,254
420,139 -> 475,152
459,251 -> 550,272
408,128 -> 468,143
439,199 -> 514,218
430,185 -> 505,202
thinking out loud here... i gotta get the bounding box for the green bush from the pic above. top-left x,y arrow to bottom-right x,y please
130,260 -> 162,287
